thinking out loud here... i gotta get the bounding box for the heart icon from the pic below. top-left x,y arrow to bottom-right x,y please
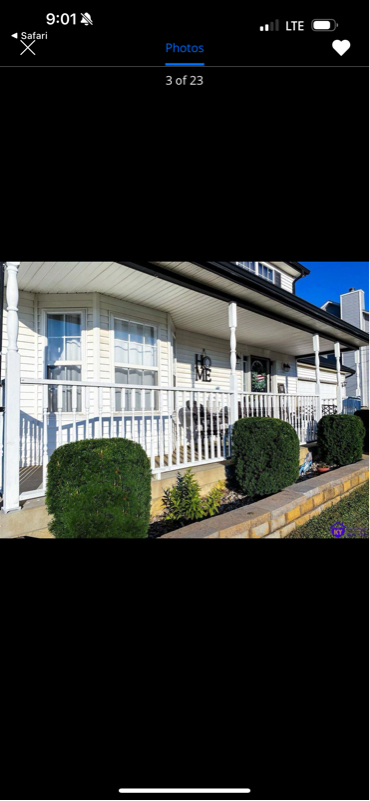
332,39 -> 351,56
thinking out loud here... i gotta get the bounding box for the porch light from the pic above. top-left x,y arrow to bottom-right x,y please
236,353 -> 241,365
282,362 -> 291,372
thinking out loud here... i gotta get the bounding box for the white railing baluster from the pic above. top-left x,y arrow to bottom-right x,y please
215,392 -> 220,459
57,384 -> 63,448
197,391 -> 201,462
167,389 -> 173,468
85,386 -> 90,439
150,387 -> 155,472
175,389 -> 180,466
121,388 -> 124,440
131,388 -> 135,442
110,387 -> 115,437
43,384 -> 49,491
201,392 -> 206,461
99,386 -> 103,438
183,391 -> 188,466
141,388 -> 145,452
210,392 -> 215,460
72,385 -> 77,442
221,393 -> 226,458
159,389 -> 164,469
190,390 -> 195,464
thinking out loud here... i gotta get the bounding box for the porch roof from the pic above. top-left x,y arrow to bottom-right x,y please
14,260 -> 369,357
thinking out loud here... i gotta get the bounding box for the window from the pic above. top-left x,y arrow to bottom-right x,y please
114,318 -> 158,411
46,313 -> 82,412
236,261 -> 255,273
257,263 -> 274,282
235,261 -> 280,285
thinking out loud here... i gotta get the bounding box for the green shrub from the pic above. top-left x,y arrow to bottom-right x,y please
162,468 -> 223,523
317,414 -> 365,466
232,417 -> 299,496
354,409 -> 369,453
46,438 -> 152,538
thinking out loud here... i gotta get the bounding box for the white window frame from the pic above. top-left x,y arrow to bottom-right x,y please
42,309 -> 87,412
110,313 -> 161,412
257,262 -> 274,283
110,313 -> 160,383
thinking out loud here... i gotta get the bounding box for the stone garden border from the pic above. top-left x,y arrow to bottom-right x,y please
160,457 -> 369,539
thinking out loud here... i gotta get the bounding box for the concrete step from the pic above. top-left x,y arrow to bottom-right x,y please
0,497 -> 53,539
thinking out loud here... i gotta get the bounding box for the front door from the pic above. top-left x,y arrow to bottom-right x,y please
251,356 -> 270,392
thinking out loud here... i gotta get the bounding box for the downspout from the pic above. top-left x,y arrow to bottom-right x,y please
292,272 -> 307,295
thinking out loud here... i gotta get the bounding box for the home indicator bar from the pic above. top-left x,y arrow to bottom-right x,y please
118,790 -> 251,795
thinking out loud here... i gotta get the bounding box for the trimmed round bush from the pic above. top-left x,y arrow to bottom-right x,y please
46,438 -> 152,538
317,414 -> 365,466
354,409 -> 369,453
232,417 -> 299,496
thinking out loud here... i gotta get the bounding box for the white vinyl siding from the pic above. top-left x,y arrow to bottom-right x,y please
176,330 -> 242,391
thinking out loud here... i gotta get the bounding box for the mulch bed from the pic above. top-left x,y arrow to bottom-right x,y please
148,462 -> 340,538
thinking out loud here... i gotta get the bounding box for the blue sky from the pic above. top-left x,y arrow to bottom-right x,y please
297,262 -> 369,310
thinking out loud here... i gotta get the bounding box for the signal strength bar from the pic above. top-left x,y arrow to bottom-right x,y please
260,20 -> 280,31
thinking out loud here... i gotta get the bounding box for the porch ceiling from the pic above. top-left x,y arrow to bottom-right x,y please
14,261 -> 368,357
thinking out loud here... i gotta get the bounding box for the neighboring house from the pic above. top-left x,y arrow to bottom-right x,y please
1,261 -> 368,513
321,289 -> 369,406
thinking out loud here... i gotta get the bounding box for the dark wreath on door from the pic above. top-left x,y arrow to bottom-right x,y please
251,357 -> 270,392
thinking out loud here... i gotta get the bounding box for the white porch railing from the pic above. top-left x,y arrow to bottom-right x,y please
238,393 -> 319,445
1,379 -> 326,503
16,379 -> 233,499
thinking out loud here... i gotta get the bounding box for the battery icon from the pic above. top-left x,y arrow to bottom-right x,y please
311,19 -> 338,31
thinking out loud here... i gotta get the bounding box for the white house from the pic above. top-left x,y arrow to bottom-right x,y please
1,261 -> 368,513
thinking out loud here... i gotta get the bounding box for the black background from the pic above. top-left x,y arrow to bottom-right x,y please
1,4 -> 369,801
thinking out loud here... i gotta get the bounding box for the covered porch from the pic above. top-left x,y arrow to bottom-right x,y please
1,261 -> 367,513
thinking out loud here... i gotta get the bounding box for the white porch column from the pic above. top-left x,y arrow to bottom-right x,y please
313,334 -> 322,423
334,342 -> 342,414
355,350 -> 361,398
229,302 -> 238,424
3,262 -> 21,513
